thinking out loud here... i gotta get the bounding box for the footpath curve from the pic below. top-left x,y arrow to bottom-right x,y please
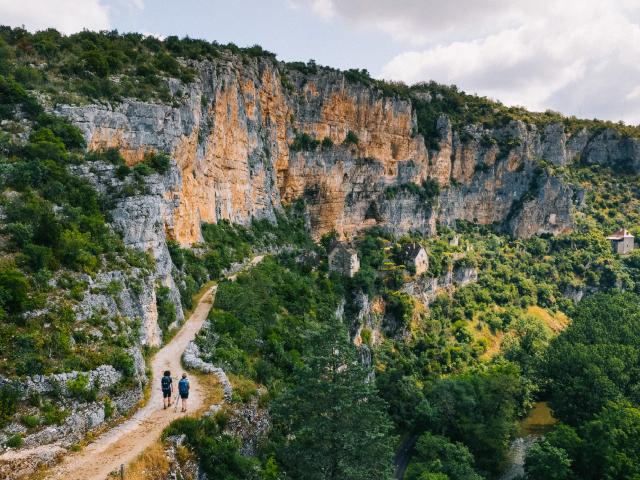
42,255 -> 264,480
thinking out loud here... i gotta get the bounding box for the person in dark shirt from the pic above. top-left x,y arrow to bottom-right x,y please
178,373 -> 190,413
161,370 -> 173,409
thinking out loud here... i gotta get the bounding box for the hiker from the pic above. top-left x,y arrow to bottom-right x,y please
178,373 -> 190,412
161,370 -> 173,409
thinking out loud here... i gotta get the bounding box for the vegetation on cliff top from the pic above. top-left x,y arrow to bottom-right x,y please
2,24 -> 637,154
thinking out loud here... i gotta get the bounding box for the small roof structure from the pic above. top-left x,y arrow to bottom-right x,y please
607,229 -> 634,240
400,242 -> 425,261
330,242 -> 357,256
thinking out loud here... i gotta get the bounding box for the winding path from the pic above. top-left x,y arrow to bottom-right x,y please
44,284 -> 216,480
41,255 -> 264,480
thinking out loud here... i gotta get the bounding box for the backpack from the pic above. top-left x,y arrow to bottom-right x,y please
178,378 -> 189,395
161,376 -> 172,390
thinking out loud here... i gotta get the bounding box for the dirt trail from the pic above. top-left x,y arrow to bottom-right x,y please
39,255 -> 264,480
42,283 -> 216,480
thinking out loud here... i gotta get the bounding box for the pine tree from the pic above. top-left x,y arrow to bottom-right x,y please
272,327 -> 396,480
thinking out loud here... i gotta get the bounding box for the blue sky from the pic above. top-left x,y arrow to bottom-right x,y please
3,0 -> 640,124
106,0 -> 398,74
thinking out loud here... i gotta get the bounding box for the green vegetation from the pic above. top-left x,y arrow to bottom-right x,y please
384,178 -> 440,203
169,207 -> 313,310
522,292 -> 640,480
405,433 -> 482,480
155,286 -> 176,337
343,130 -> 359,146
197,256 -> 342,384
0,79 -> 148,376
272,327 -> 396,480
543,292 -> 640,425
290,132 -> 320,152
164,415 -> 261,479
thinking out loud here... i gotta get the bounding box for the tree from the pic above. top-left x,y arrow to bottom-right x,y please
0,266 -> 29,316
425,362 -> 522,476
544,292 -> 640,425
529,402 -> 640,480
272,327 -> 396,480
524,440 -> 572,480
577,402 -> 640,480
405,432 -> 482,480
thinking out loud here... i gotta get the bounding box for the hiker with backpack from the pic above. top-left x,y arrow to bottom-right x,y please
161,370 -> 173,409
178,373 -> 190,412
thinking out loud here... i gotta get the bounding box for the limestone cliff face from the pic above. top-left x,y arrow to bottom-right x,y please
57,53 -> 640,245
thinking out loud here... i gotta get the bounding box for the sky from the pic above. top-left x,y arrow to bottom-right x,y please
2,0 -> 640,124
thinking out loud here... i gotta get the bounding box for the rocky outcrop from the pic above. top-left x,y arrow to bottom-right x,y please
73,161 -> 185,346
182,341 -> 232,402
57,54 -> 639,248
403,264 -> 479,307
0,347 -> 145,460
163,435 -> 202,480
224,397 -> 270,457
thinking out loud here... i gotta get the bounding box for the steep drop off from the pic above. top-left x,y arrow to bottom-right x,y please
56,52 -> 639,246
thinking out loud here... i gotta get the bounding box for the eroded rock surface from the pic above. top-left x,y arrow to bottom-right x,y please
57,54 -> 639,247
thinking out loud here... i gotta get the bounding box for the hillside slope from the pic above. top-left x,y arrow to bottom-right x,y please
1,26 -> 640,477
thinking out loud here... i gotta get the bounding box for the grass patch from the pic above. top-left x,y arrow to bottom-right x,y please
124,441 -> 170,480
525,306 -> 570,334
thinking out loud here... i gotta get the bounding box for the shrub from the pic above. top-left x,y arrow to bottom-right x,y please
109,351 -> 136,377
5,434 -> 22,448
104,397 -> 114,419
67,374 -> 89,400
156,286 -> 177,336
19,414 -> 40,428
0,266 -> 29,316
144,151 -> 171,174
343,130 -> 359,145
41,401 -> 68,425
290,133 -> 320,152
0,384 -> 20,427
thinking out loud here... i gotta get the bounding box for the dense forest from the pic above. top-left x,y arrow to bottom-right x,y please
0,26 -> 639,480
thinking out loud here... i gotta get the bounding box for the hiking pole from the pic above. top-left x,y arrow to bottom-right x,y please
173,390 -> 180,413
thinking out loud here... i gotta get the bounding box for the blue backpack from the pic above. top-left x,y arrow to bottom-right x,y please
161,375 -> 172,390
178,378 -> 189,395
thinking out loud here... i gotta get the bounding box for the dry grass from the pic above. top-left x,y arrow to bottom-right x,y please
469,318 -> 504,361
470,305 -> 569,362
227,373 -> 260,403
190,371 -> 225,415
124,441 -> 170,480
525,306 -> 570,334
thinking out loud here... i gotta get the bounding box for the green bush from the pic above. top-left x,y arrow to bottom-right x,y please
41,401 -> 68,425
156,286 -> 177,337
5,434 -> 22,448
0,266 -> 30,316
164,416 -> 259,478
0,384 -> 20,427
343,130 -> 359,145
66,373 -> 97,402
290,133 -> 320,152
19,414 -> 40,428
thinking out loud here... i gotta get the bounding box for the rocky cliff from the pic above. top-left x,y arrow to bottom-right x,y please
56,52 -> 640,249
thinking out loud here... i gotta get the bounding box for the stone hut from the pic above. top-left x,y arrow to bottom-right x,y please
607,229 -> 635,254
328,243 -> 360,277
400,242 -> 429,276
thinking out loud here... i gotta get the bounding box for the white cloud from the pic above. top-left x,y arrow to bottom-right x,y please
0,0 -> 111,34
293,0 -> 640,123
